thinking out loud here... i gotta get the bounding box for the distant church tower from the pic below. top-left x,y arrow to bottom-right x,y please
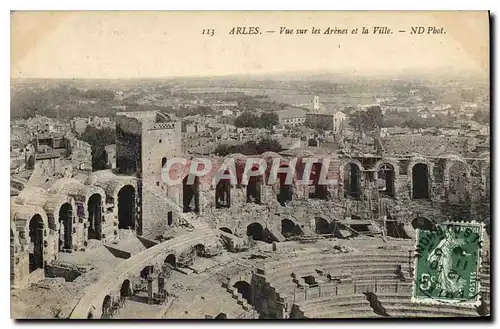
313,96 -> 320,111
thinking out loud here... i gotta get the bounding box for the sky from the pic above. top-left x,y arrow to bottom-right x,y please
11,11 -> 490,79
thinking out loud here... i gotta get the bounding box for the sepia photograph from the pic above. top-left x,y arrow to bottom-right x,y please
10,10 -> 490,319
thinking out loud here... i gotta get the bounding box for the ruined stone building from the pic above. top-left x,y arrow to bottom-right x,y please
10,111 -> 490,319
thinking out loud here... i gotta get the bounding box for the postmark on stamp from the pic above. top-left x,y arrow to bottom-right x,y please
412,221 -> 483,306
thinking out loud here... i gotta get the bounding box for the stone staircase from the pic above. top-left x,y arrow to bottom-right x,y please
291,294 -> 379,319
221,280 -> 254,314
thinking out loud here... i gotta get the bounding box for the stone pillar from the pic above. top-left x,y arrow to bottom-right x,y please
147,277 -> 153,304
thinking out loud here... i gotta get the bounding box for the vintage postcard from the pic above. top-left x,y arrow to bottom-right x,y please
10,11 -> 490,319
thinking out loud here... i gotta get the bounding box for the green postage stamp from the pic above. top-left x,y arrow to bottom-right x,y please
412,221 -> 484,306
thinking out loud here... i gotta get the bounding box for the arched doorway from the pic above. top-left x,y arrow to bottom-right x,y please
102,295 -> 112,318
281,218 -> 303,238
87,194 -> 102,240
345,163 -> 361,199
246,223 -> 264,241
246,167 -> 262,204
412,164 -> 429,199
315,217 -> 331,234
377,163 -> 395,197
309,163 -> 327,200
118,185 -> 136,230
219,227 -> 233,234
120,279 -> 132,297
194,244 -> 205,257
411,217 -> 435,231
215,178 -> 231,209
277,164 -> 293,206
183,175 -> 200,213
165,254 -> 176,267
233,281 -> 252,304
140,265 -> 154,279
29,214 -> 44,272
58,203 -> 73,251
161,157 -> 167,169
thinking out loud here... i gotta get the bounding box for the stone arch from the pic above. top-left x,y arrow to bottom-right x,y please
29,214 -> 45,273
233,280 -> 252,304
58,202 -> 73,251
12,206 -> 50,270
246,222 -> 264,241
215,176 -> 231,209
341,160 -> 363,199
409,159 -> 431,200
87,193 -> 103,240
101,295 -> 112,318
246,165 -> 262,204
376,163 -> 396,198
120,279 -> 132,297
193,243 -> 205,257
183,175 -> 200,213
140,265 -> 154,279
309,162 -> 328,200
219,227 -> 233,234
373,159 -> 400,176
48,179 -> 106,222
165,254 -> 176,267
281,218 -> 303,238
14,188 -> 71,232
117,185 -> 136,230
314,217 -> 331,234
411,217 -> 435,230
277,163 -> 293,206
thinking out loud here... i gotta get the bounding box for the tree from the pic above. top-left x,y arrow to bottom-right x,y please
79,126 -> 116,170
348,106 -> 383,132
258,112 -> 279,128
234,112 -> 258,128
365,106 -> 383,129
214,138 -> 283,156
178,106 -> 215,118
234,112 -> 279,128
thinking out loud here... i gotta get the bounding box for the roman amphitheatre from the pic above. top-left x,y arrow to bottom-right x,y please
11,111 -> 490,319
